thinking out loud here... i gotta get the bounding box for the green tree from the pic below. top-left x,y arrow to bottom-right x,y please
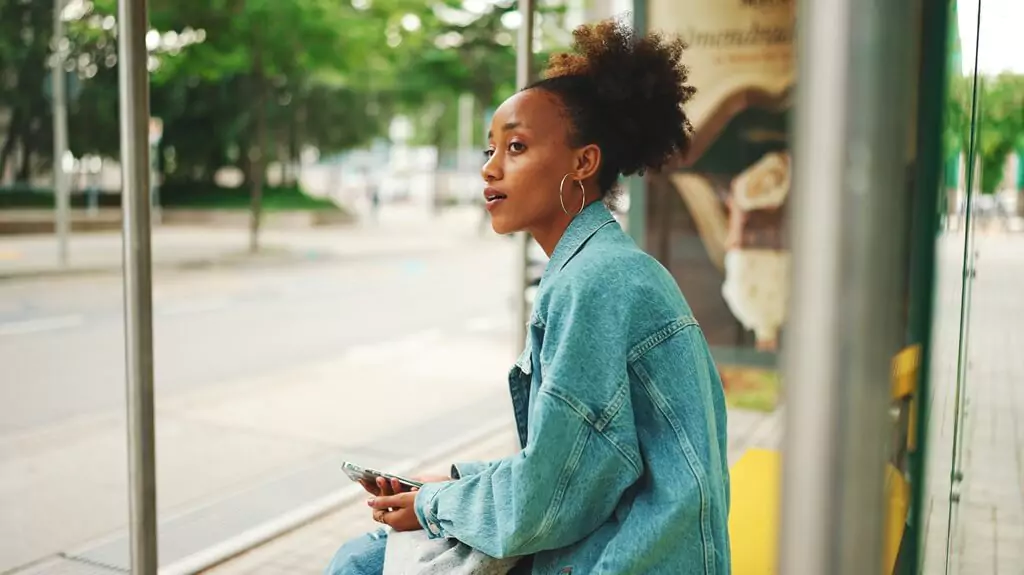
146,0 -> 387,250
380,0 -> 565,211
0,0 -> 54,182
69,0 -> 398,249
945,73 -> 1024,201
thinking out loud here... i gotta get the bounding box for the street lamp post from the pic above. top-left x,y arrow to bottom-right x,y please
52,0 -> 70,266
117,0 -> 159,572
514,0 -> 535,350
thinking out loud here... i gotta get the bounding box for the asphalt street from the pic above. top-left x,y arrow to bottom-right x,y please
0,218 -> 520,572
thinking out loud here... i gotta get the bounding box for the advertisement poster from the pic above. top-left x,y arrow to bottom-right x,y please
643,0 -> 796,406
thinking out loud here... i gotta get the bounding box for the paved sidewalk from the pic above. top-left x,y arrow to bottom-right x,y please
202,406 -> 783,574
0,205 -> 485,280
920,233 -> 1024,575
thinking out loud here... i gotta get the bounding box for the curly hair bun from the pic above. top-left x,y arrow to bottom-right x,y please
541,19 -> 696,186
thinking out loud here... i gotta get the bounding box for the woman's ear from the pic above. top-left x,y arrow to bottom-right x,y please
573,144 -> 602,181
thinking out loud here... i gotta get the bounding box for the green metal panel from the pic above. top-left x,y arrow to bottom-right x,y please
901,0 -> 954,572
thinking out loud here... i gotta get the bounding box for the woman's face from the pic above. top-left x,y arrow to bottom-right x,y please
482,88 -> 600,252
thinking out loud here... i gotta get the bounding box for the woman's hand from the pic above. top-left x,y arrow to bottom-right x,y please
368,477 -> 424,532
359,474 -> 450,496
412,474 -> 451,484
358,479 -> 382,496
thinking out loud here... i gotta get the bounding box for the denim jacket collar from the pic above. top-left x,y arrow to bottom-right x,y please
544,201 -> 616,279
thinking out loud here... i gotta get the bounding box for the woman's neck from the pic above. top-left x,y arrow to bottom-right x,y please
530,218 -> 571,258
529,198 -> 600,257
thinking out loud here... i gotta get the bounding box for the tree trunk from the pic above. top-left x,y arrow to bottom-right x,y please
431,123 -> 445,217
282,106 -> 298,187
16,145 -> 32,183
293,102 -> 306,186
249,45 -> 266,253
0,110 -> 22,184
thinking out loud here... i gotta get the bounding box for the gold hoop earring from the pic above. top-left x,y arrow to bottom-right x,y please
559,174 -> 586,216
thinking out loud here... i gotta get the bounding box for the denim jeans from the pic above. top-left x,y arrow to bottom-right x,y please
325,528 -> 388,575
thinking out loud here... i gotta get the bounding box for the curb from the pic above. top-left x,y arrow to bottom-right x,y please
0,250 -> 337,282
0,243 -> 461,282
160,419 -> 513,575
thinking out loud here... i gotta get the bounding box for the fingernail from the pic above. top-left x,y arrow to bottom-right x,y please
367,498 -> 375,506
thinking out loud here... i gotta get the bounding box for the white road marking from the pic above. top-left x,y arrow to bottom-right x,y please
0,315 -> 84,337
345,329 -> 444,361
465,315 -> 507,333
157,299 -> 230,317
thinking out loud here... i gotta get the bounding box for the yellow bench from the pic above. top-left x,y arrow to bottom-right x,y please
727,450 -> 909,574
728,345 -> 919,574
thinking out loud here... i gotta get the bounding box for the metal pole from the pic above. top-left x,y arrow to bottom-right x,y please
150,141 -> 162,225
780,0 -> 915,572
117,0 -> 158,572
52,0 -> 70,266
515,0 -> 535,349
626,2 -> 648,248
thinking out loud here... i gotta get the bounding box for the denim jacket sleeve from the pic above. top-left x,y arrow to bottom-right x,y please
414,274 -> 643,559
449,460 -> 498,479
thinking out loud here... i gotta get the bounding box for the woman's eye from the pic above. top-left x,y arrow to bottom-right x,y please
508,142 -> 526,154
483,148 -> 495,158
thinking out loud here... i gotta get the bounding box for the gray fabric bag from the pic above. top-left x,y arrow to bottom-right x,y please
382,529 -> 519,575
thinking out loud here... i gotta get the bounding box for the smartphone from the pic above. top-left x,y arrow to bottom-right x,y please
341,461 -> 424,492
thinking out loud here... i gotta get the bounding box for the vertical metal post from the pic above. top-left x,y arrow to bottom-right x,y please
118,0 -> 159,572
780,0 -> 915,573
626,1 -> 647,248
515,0 -> 535,349
52,0 -> 70,266
457,93 -> 475,172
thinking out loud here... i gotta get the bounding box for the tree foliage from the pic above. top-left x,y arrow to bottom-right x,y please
1,0 -> 567,186
946,73 -> 1024,195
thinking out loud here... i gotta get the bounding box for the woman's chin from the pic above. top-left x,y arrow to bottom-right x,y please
490,216 -> 518,236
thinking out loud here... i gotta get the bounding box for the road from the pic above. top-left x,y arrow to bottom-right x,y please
0,241 -> 514,433
0,216 -> 519,573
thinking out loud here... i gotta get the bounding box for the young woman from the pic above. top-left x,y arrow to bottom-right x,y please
328,19 -> 730,575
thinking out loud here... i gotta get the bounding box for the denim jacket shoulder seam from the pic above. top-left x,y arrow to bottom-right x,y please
627,316 -> 699,364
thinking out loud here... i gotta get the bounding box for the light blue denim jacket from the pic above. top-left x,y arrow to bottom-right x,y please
414,202 -> 731,574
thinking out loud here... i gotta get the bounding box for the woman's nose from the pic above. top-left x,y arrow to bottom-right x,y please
481,153 -> 501,182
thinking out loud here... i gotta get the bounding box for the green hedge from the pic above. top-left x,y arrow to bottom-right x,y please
0,183 -> 342,212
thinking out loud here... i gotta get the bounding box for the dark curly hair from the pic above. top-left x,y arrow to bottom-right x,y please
528,19 -> 696,199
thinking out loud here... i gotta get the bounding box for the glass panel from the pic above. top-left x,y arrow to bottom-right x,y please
936,0 -> 1024,572
138,4 -> 527,571
0,2 -> 130,572
921,0 -> 984,572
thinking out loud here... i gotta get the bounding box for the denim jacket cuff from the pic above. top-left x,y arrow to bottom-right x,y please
414,482 -> 448,539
